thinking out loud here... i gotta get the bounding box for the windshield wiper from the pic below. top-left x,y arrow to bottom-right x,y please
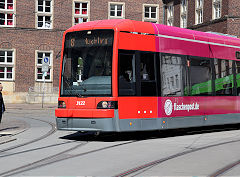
62,77 -> 75,96
71,74 -> 87,94
62,75 -> 87,97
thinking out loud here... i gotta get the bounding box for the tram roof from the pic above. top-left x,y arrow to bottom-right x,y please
66,19 -> 155,34
66,19 -> 240,48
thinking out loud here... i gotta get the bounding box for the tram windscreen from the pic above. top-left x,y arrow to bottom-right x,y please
61,30 -> 114,97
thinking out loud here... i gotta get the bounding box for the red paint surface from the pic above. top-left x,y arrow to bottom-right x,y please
118,97 -> 158,119
55,97 -> 117,118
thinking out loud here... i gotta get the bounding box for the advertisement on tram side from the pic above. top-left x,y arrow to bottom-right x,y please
159,97 -> 240,117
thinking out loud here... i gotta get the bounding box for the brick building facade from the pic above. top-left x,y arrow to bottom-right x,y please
163,0 -> 240,37
1,0 -> 240,103
0,0 -> 163,103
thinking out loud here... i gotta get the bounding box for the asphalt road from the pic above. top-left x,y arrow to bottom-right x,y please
0,105 -> 240,176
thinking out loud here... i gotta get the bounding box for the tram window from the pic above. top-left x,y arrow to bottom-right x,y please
161,54 -> 188,96
189,57 -> 212,96
214,59 -> 234,96
235,61 -> 240,95
118,52 -> 136,96
140,52 -> 157,96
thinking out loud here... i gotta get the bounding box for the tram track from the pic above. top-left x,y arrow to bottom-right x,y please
0,142 -> 88,176
1,111 -> 240,176
0,139 -> 136,176
0,116 -> 56,154
113,133 -> 240,177
210,159 -> 240,177
2,129 -> 240,177
0,141 -> 74,158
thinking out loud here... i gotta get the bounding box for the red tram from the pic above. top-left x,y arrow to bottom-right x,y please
55,19 -> 240,132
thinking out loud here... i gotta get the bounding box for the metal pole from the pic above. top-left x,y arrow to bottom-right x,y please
42,72 -> 46,108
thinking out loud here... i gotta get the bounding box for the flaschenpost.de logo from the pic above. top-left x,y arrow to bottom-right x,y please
164,99 -> 200,116
164,99 -> 173,116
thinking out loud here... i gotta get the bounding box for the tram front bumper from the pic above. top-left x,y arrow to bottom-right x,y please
55,109 -> 116,132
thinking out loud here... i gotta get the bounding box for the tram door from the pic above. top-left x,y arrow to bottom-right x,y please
118,51 -> 158,131
118,51 -> 138,131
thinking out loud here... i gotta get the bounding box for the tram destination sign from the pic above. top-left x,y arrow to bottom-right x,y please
65,30 -> 114,48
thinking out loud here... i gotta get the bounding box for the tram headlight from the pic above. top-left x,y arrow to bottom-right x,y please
58,101 -> 66,108
102,101 -> 108,108
97,101 -> 118,109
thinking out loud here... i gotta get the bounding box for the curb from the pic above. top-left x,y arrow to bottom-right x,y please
5,103 -> 57,110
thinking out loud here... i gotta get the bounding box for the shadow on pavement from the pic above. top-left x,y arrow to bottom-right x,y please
60,123 -> 240,142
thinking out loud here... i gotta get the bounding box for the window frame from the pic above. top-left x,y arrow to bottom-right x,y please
118,50 -> 158,97
180,0 -> 188,28
35,50 -> 53,82
160,53 -> 188,97
139,51 -> 157,96
189,56 -> 213,96
108,2 -> 125,19
212,0 -> 221,20
166,2 -> 174,26
195,0 -> 203,25
214,58 -> 235,96
0,49 -> 15,81
118,50 -> 137,96
143,4 -> 159,23
73,0 -> 90,26
0,0 -> 15,27
36,0 -> 53,29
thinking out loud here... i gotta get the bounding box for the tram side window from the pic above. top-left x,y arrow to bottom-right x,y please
235,61 -> 240,95
161,54 -> 188,96
140,52 -> 157,96
189,57 -> 212,96
214,59 -> 234,96
118,52 -> 136,96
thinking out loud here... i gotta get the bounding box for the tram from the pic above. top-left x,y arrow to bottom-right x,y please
55,19 -> 240,132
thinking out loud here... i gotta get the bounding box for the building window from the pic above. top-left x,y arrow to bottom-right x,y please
143,4 -> 159,23
0,0 -> 14,27
73,1 -> 89,25
213,0 -> 221,19
108,2 -> 125,19
180,0 -> 187,28
195,0 -> 203,24
37,0 -> 53,29
167,3 -> 174,26
0,49 -> 14,80
36,51 -> 52,81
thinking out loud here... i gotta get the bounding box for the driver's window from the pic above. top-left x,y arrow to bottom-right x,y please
118,52 -> 136,96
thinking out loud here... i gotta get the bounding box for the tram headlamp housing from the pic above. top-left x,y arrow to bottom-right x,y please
58,101 -> 66,108
97,101 -> 118,109
102,101 -> 108,108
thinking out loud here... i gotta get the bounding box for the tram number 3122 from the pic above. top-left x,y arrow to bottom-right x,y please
76,101 -> 85,106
